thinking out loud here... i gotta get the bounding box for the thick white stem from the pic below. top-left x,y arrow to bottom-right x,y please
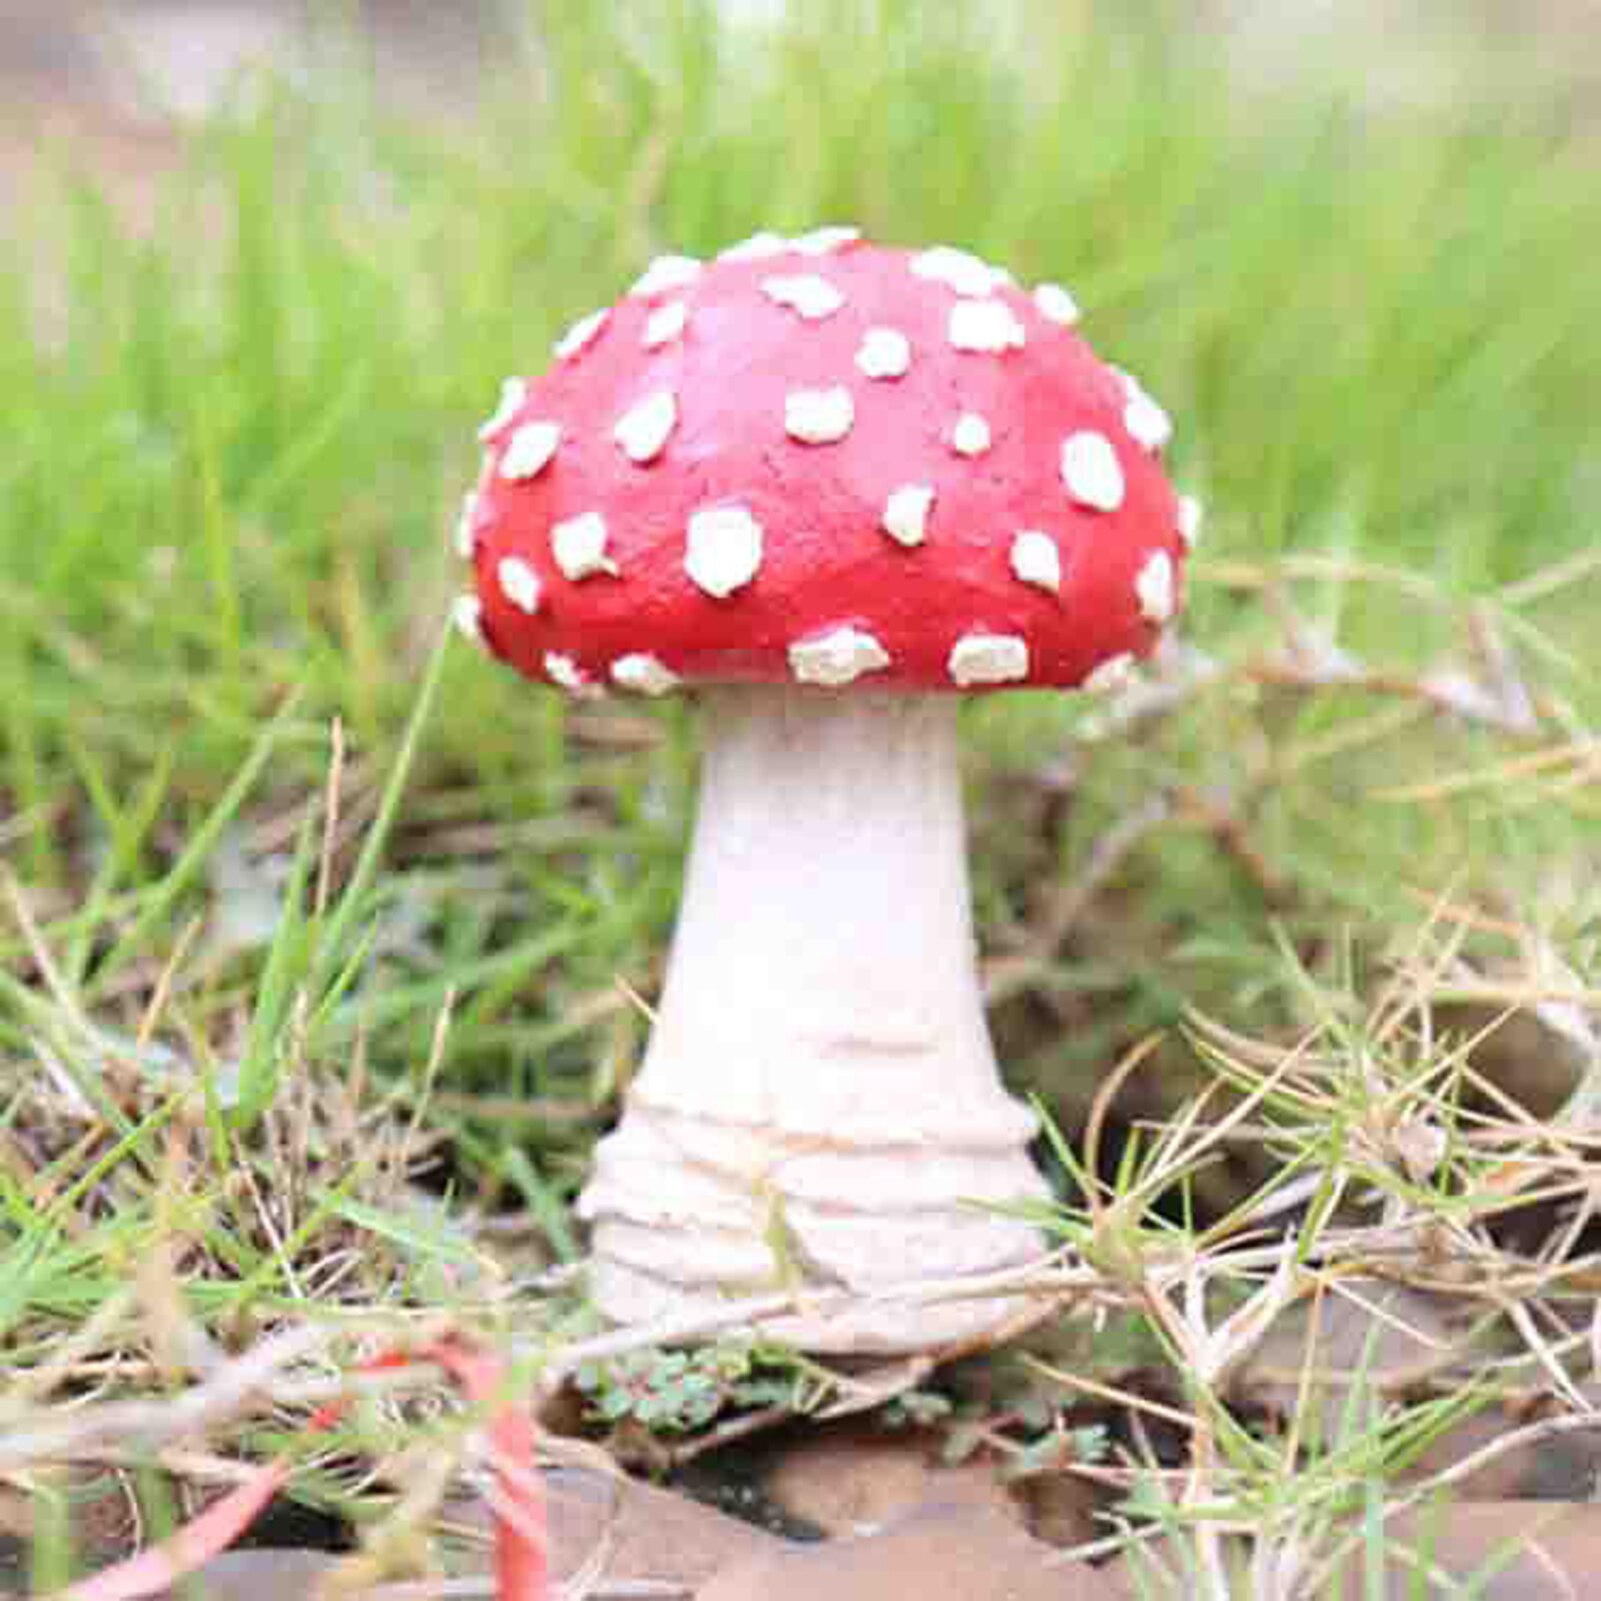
578,685 -> 1049,1351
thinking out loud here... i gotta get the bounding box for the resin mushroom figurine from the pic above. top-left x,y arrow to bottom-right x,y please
453,232 -> 1197,1352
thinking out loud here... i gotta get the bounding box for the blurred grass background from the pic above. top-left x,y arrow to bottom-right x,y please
0,0 -> 1597,1333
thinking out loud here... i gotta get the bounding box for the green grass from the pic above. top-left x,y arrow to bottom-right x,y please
1,0 -> 1598,1584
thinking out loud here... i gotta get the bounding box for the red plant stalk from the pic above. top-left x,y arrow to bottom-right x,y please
51,1336 -> 547,1601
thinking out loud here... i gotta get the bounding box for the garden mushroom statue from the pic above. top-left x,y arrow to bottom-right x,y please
454,231 -> 1198,1352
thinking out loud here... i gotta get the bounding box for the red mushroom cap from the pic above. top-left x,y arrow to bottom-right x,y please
455,233 -> 1195,696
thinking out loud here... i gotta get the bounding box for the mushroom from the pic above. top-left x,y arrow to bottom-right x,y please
455,233 -> 1195,1352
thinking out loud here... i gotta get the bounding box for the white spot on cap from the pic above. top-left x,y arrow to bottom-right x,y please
720,231 -> 789,263
948,298 -> 1025,353
785,386 -> 855,445
497,555 -> 543,614
1032,282 -> 1080,327
882,484 -> 935,547
611,653 -> 680,696
761,274 -> 846,320
551,512 -> 618,581
499,420 -> 561,481
1136,550 -> 1176,624
544,652 -> 590,692
614,390 -> 678,464
856,327 -> 911,380
686,505 -> 763,598
454,490 -> 479,559
791,225 -> 861,256
1061,431 -> 1124,511
789,625 -> 890,686
1178,494 -> 1204,550
452,594 -> 485,648
629,254 -> 702,298
643,300 -> 688,349
1084,652 -> 1137,694
949,633 -> 1029,686
909,245 -> 1006,298
477,377 -> 526,441
950,413 -> 992,457
1011,531 -> 1061,593
1118,369 -> 1173,454
554,307 -> 609,360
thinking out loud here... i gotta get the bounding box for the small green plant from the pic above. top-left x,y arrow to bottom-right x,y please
574,1343 -> 803,1435
879,1388 -> 955,1430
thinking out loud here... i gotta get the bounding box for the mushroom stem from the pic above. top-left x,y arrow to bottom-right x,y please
578,684 -> 1050,1352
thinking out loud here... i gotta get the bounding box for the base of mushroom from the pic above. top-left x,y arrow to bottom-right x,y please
582,1241 -> 1048,1354
577,1106 -> 1051,1354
